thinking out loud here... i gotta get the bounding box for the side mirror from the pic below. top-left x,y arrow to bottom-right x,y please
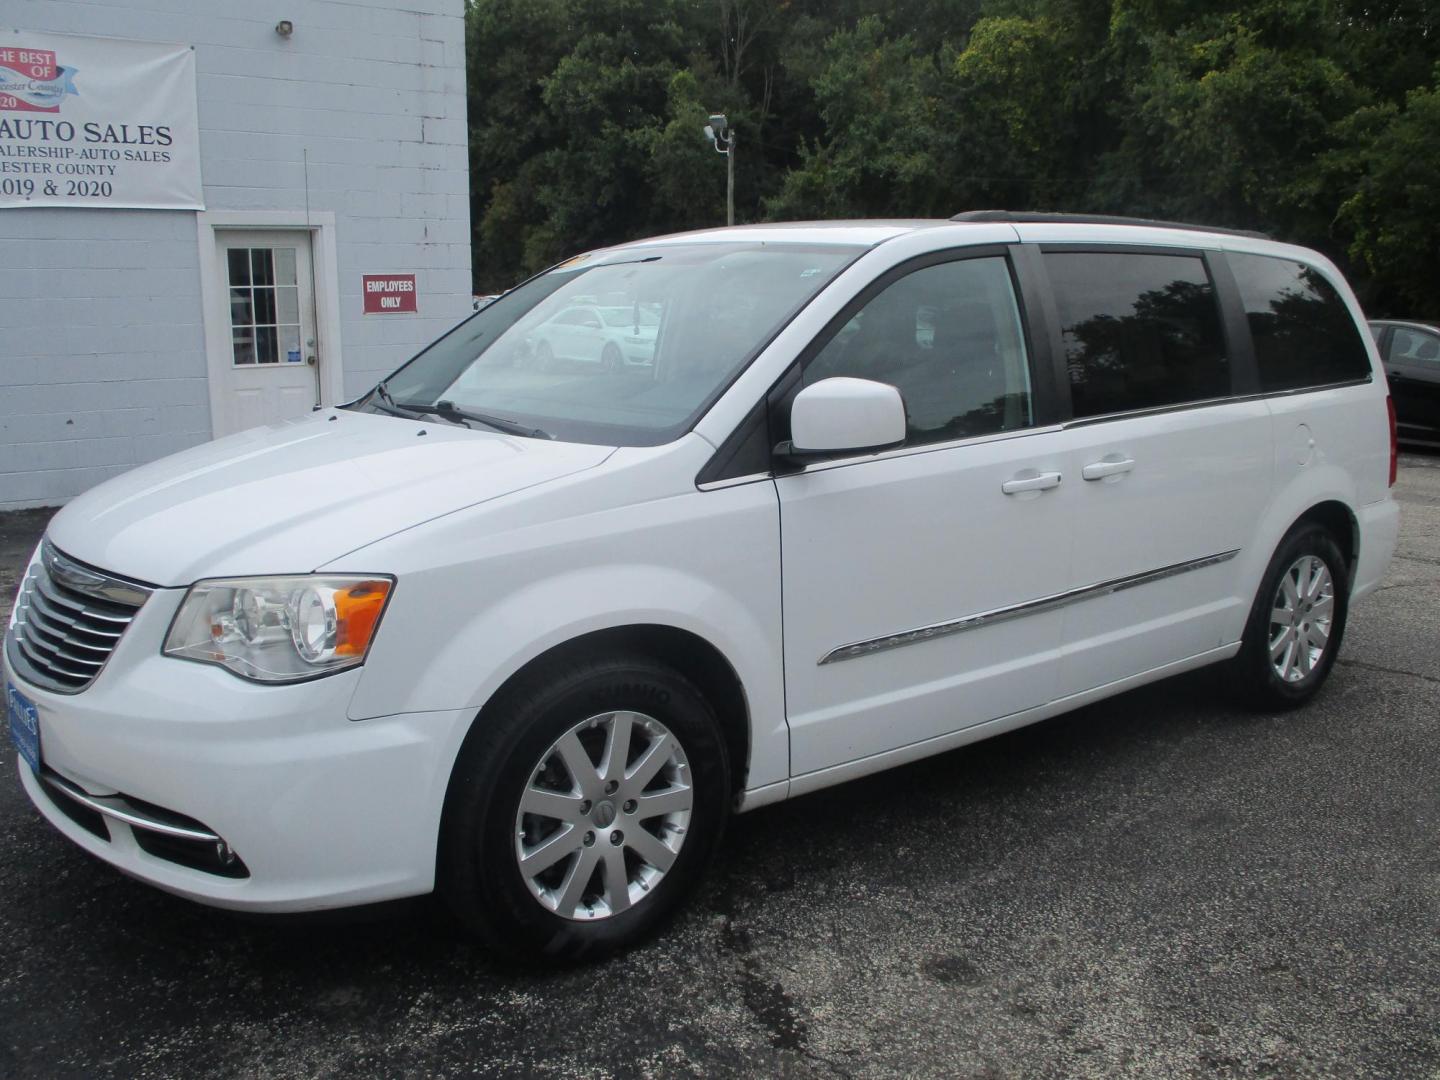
778,377 -> 906,460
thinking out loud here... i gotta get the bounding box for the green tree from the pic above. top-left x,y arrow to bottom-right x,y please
766,16 -> 960,218
1095,0 -> 1369,240
1330,74 -> 1440,311
461,0 -> 1440,310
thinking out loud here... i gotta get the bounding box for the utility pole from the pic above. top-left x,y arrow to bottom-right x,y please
726,126 -> 735,227
704,113 -> 735,226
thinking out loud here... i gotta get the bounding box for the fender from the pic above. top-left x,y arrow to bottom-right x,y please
1229,382 -> 1387,639
1231,461 -> 1357,632
327,457 -> 788,791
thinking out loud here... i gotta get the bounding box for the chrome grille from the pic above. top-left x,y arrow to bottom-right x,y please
5,541 -> 153,694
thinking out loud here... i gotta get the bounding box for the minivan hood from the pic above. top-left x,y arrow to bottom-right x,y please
46,410 -> 614,586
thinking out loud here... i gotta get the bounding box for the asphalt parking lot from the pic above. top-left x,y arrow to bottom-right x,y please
2,457 -> 1437,1080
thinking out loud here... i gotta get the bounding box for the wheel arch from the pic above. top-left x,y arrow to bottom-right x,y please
1240,456 -> 1364,609
458,623 -> 753,799
1292,499 -> 1359,581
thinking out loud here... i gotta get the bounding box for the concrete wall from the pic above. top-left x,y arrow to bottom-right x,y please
0,0 -> 471,510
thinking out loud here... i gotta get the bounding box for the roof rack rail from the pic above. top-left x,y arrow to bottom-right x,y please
950,210 -> 1270,241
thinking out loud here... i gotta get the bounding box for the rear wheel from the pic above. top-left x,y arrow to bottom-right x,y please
439,654 -> 730,960
1234,523 -> 1350,709
601,343 -> 622,373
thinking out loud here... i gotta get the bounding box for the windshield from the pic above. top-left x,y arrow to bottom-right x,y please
353,242 -> 862,446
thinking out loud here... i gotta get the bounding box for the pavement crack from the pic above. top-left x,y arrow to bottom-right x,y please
1336,658 -> 1440,685
1391,553 -> 1440,568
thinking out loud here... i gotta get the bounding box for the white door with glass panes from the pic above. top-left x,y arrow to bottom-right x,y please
214,230 -> 320,436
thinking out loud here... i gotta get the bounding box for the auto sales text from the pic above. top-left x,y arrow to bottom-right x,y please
0,122 -> 174,174
0,118 -> 174,147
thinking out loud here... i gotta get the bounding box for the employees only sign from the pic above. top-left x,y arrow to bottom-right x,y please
363,274 -> 418,314
0,29 -> 202,210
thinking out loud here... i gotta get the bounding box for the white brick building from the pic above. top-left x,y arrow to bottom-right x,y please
0,1 -> 471,510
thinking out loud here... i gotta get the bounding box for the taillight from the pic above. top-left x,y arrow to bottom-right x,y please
1387,395 -> 1397,487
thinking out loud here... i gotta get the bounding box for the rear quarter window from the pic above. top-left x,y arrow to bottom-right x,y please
1227,253 -> 1371,392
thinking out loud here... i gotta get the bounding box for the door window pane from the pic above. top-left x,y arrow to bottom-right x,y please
1228,253 -> 1370,391
253,286 -> 277,325
250,249 -> 275,286
256,325 -> 278,366
280,326 -> 303,364
225,246 -> 303,368
805,257 -> 1034,446
1390,328 -> 1440,365
227,248 -> 250,286
232,327 -> 256,366
229,288 -> 253,326
277,286 -> 300,325
1046,252 -> 1228,418
274,247 -> 297,286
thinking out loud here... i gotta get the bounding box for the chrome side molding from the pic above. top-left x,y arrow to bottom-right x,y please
819,549 -> 1240,665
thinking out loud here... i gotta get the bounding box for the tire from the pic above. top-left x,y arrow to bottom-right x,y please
601,343 -> 622,373
439,653 -> 731,961
1233,523 -> 1350,710
535,340 -> 554,372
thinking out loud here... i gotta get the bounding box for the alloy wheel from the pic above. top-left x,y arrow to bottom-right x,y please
514,710 -> 693,921
1268,554 -> 1336,683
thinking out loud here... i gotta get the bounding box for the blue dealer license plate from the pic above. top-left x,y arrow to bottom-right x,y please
6,680 -> 40,774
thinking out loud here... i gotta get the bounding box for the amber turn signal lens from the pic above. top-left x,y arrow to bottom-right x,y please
335,580 -> 392,656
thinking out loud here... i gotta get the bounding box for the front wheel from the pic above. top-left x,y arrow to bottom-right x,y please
1233,523 -> 1350,710
439,655 -> 730,960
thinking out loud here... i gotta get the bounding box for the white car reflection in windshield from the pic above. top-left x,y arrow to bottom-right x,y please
518,303 -> 660,373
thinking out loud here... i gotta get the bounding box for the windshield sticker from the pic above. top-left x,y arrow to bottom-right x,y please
551,253 -> 594,273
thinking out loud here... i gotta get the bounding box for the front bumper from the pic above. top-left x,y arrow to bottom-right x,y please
5,585 -> 473,913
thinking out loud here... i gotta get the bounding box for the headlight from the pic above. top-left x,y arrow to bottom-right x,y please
163,575 -> 394,683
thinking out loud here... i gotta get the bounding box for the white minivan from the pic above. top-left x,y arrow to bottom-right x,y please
5,213 -> 1399,958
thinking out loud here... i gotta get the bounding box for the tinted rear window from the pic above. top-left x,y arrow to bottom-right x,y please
1228,253 -> 1371,392
1045,252 -> 1229,419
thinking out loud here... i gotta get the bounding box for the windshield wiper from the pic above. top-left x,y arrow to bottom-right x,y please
368,379 -> 425,419
368,383 -> 548,439
396,398 -> 552,440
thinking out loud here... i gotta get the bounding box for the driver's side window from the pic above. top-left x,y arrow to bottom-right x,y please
1391,328 -> 1440,365
804,256 -> 1035,447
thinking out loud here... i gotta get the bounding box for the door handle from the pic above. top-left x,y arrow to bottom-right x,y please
1001,471 -> 1062,495
1082,457 -> 1136,481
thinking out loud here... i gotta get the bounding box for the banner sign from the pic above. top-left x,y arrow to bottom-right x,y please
363,274 -> 419,314
0,29 -> 202,210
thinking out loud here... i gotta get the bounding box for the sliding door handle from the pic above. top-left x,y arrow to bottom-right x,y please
1001,471 -> 1062,495
1082,457 -> 1135,481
